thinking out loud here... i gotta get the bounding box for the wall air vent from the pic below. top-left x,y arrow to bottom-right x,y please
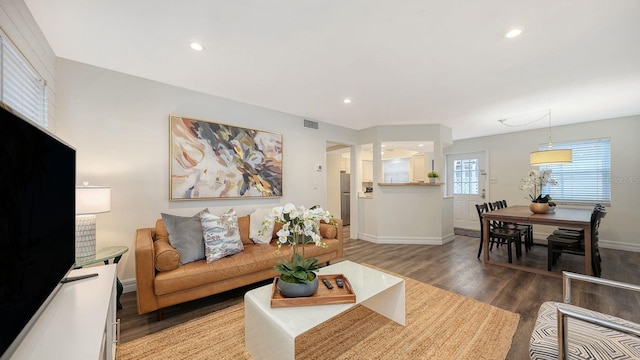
303,119 -> 319,130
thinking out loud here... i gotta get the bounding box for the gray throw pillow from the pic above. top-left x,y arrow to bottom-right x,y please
161,210 -> 208,265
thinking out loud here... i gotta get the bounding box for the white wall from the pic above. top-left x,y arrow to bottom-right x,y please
55,59 -> 358,284
0,0 -> 56,128
325,153 -> 341,218
446,115 -> 640,252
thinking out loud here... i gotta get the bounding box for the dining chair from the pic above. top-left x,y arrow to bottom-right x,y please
489,200 -> 533,252
501,199 -> 534,252
475,203 -> 522,263
547,205 -> 605,276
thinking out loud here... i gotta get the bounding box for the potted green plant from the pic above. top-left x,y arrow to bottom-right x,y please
261,203 -> 335,297
427,171 -> 439,183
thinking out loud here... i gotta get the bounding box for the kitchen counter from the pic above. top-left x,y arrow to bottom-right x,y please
378,182 -> 443,186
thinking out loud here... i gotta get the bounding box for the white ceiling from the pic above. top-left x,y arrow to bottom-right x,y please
24,0 -> 640,140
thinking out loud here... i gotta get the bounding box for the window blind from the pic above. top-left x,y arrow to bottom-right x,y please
541,138 -> 611,205
0,35 -> 47,127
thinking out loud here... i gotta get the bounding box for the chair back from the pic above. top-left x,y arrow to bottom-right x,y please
488,201 -> 507,211
591,206 -> 606,242
475,203 -> 489,233
578,205 -> 606,248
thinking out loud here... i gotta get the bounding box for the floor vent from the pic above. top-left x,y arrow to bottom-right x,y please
303,119 -> 319,130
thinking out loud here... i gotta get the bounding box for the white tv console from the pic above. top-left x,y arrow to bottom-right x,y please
9,265 -> 118,359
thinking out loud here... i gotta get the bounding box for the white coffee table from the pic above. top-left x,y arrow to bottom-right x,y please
244,261 -> 405,360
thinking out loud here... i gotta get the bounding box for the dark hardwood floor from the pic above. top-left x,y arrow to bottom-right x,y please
117,228 -> 640,359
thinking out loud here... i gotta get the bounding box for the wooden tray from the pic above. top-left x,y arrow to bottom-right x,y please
270,274 -> 356,308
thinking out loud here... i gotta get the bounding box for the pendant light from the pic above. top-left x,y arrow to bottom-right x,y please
530,110 -> 572,166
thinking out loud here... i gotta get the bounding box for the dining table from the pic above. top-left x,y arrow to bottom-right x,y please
481,205 -> 593,277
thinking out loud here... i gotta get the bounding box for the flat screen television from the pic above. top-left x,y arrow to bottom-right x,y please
0,102 -> 76,358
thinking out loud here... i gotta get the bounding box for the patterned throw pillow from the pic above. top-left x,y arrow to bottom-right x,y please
201,208 -> 244,263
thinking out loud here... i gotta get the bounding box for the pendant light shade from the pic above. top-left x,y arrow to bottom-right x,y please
530,148 -> 572,166
529,110 -> 572,166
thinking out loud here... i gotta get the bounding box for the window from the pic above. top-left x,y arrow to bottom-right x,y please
383,158 -> 409,183
0,35 -> 47,127
541,138 -> 611,205
453,158 -> 479,194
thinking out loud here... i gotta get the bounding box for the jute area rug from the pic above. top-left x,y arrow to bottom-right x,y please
117,265 -> 519,360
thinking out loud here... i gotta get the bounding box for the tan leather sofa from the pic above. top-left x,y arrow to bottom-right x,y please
135,215 -> 343,319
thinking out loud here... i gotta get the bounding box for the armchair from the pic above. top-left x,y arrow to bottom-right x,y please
529,271 -> 640,359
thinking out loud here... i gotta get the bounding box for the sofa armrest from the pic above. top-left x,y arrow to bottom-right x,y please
135,227 -> 159,314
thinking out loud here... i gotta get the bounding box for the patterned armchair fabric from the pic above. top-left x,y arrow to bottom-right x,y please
529,272 -> 640,360
530,301 -> 640,359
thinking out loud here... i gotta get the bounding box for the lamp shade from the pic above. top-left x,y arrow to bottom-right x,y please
530,149 -> 572,166
76,186 -> 111,214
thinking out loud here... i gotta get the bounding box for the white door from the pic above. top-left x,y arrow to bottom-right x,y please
446,152 -> 487,230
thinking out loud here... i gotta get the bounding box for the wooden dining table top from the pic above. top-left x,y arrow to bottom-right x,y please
482,205 -> 592,227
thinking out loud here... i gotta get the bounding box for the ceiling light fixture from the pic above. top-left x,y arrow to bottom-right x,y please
505,28 -> 523,38
343,98 -> 352,104
530,110 -> 572,166
190,42 -> 204,51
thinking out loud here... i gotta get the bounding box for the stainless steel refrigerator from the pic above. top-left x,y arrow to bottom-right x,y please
340,172 -> 350,225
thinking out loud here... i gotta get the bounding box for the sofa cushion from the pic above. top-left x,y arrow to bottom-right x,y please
161,210 -> 207,265
152,238 -> 342,296
155,219 -> 170,243
237,215 -> 252,245
319,222 -> 337,239
250,208 -> 274,244
154,243 -> 286,295
154,240 -> 180,271
201,209 -> 244,263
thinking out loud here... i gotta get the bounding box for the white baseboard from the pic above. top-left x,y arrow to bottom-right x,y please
358,232 -> 455,245
121,277 -> 136,294
599,239 -> 640,253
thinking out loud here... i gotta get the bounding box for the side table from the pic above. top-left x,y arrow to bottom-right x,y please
75,246 -> 129,309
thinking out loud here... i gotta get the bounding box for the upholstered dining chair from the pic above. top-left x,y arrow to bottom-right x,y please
475,203 -> 522,263
529,271 -> 640,360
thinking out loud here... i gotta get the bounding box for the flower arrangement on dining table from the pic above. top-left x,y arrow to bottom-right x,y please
520,169 -> 557,205
261,203 -> 335,284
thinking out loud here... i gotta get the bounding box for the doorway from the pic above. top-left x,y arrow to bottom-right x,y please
446,151 -> 487,230
326,142 -> 352,227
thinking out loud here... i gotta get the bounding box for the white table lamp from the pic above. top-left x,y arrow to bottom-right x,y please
76,183 -> 111,259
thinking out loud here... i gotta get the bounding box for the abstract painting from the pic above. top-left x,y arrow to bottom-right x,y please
169,115 -> 283,200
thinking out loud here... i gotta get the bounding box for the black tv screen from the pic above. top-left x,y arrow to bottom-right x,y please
0,103 -> 76,358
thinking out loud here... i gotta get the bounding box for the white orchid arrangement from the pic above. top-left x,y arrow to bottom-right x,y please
261,203 -> 334,284
520,169 -> 557,203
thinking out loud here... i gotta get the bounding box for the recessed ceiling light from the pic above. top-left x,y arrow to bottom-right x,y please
418,144 -> 424,147
505,28 -> 523,38
190,42 -> 204,51
343,98 -> 352,104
